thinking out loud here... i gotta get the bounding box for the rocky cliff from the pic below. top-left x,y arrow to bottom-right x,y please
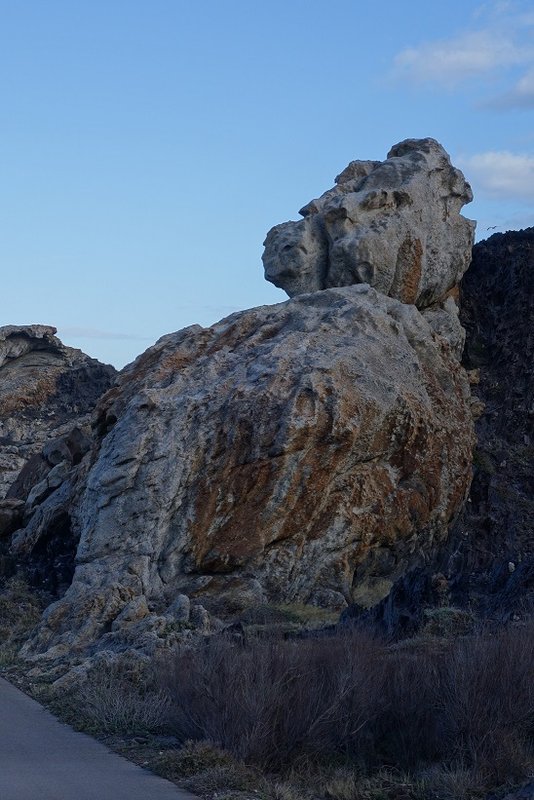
0,325 -> 116,588
2,138 -> 479,663
461,228 -> 534,578
345,228 -> 534,633
0,325 -> 116,499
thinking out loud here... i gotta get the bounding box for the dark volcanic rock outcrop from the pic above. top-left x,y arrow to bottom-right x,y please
457,228 -> 534,614
14,140 -> 477,661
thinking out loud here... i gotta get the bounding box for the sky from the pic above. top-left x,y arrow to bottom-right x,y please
1,0 -> 533,367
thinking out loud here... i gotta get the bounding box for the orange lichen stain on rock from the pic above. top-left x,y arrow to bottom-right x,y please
392,235 -> 423,304
187,379 -> 357,573
189,458 -> 277,572
446,285 -> 460,304
186,406 -> 281,571
154,351 -> 197,380
0,374 -> 59,415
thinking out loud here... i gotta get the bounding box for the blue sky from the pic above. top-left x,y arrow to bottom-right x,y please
1,0 -> 533,366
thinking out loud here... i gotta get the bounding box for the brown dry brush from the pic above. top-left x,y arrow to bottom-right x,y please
439,623 -> 534,782
158,619 -> 534,780
160,631 -> 386,769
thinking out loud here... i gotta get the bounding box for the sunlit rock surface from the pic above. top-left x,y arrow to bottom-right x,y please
263,138 -> 475,309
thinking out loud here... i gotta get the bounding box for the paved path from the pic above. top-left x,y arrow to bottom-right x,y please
0,677 -> 192,800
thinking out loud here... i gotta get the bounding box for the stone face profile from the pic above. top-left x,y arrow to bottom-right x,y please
262,138 -> 475,308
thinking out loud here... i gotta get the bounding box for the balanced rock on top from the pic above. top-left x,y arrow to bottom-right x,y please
262,138 -> 475,309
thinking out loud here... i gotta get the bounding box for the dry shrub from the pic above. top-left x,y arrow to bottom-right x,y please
323,768 -> 427,800
160,630 -> 385,769
322,768 -> 360,800
182,763 -> 259,796
151,739 -> 260,795
267,780 -> 311,800
159,619 -> 534,782
0,576 -> 43,664
159,740 -> 236,777
373,644 -> 444,769
421,606 -> 474,637
72,661 -> 170,734
440,623 -> 534,783
418,765 -> 481,800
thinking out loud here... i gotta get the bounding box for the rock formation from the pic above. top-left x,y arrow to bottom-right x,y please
448,228 -> 534,617
344,228 -> 534,634
0,325 -> 116,500
0,325 -> 116,581
263,138 -> 475,309
461,229 -> 534,576
7,139 -> 477,661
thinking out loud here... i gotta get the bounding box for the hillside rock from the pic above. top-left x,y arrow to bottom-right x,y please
457,228 -> 534,612
344,228 -> 534,633
0,324 -> 116,578
0,325 -> 116,502
21,285 -> 474,657
263,138 -> 475,309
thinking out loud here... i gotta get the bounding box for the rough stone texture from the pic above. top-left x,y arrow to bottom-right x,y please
0,325 -> 116,500
263,138 -> 475,309
344,229 -> 534,634
456,229 -> 534,614
21,285 -> 474,657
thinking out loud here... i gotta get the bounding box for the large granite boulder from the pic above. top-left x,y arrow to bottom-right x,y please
263,138 -> 475,308
21,285 -> 474,657
0,325 -> 116,501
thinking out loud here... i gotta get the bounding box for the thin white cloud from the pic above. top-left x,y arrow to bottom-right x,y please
392,2 -> 534,94
458,151 -> 534,200
394,31 -> 526,87
492,68 -> 534,108
473,1 -> 519,21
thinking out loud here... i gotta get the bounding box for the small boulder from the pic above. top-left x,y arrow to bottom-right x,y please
165,594 -> 191,623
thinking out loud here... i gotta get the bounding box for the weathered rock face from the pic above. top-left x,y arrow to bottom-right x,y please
0,325 -> 116,582
345,228 -> 534,634
0,325 -> 116,501
457,228 -> 534,611
263,138 -> 475,309
22,285 -> 474,657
